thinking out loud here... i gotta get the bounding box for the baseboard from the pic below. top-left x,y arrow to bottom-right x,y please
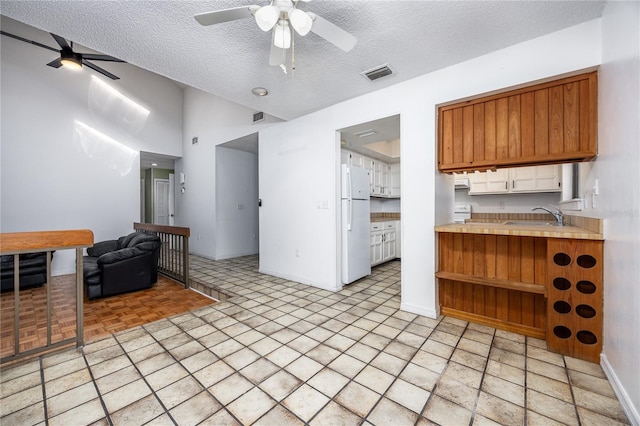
601,354 -> 640,426
258,268 -> 341,293
400,302 -> 439,319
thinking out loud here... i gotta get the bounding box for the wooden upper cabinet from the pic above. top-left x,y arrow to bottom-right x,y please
438,72 -> 597,173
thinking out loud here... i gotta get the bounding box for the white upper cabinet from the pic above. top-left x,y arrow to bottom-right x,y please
468,165 -> 561,195
341,149 -> 399,198
389,163 -> 401,198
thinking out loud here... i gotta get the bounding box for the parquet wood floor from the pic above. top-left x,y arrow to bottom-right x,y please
1,274 -> 215,360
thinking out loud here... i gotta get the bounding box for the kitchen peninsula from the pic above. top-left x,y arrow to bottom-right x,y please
435,214 -> 604,362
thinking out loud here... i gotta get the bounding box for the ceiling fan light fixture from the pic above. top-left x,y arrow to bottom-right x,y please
274,20 -> 291,49
254,5 -> 280,31
60,50 -> 82,70
289,9 -> 312,36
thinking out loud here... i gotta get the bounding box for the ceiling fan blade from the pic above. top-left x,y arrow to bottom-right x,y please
82,53 -> 125,63
307,12 -> 357,52
47,58 -> 63,68
83,60 -> 119,80
195,5 -> 259,26
0,31 -> 60,53
50,33 -> 71,50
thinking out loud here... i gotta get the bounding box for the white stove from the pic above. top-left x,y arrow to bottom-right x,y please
454,204 -> 471,223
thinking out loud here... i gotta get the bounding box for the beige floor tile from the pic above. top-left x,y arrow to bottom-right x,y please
384,341 -> 418,361
484,359 -> 525,386
411,350 -> 448,374
249,336 -> 282,356
0,370 -> 41,398
227,387 -> 276,424
234,329 -> 266,346
193,359 -> 235,388
156,376 -> 203,410
259,370 -> 303,401
287,335 -> 319,353
135,353 -> 174,376
370,352 -> 407,376
527,371 -> 573,402
430,330 -> 461,347
335,381 -> 380,418
526,409 -> 567,426
265,345 -> 301,368
475,391 -> 524,424
577,406 -> 631,426
46,381 -> 98,417
472,413 -> 503,425
386,379 -> 431,414
47,398 -> 105,426
43,356 -> 87,382
81,338 -> 117,356
240,358 -> 279,384
494,329 -> 525,343
94,365 -> 140,395
110,394 -> 165,426
180,348 -> 218,373
564,356 -> 607,379
324,334 -> 356,352
209,338 -> 244,358
208,373 -> 253,405
307,368 -> 349,398
328,354 -> 366,378
399,363 -> 440,391
434,377 -> 479,410
527,345 -> 565,367
254,404 -> 304,426
492,336 -> 525,355
442,361 -> 483,388
527,358 -> 569,383
170,391 -> 221,426
340,325 -> 369,341
527,389 -> 579,425
423,394 -> 472,426
354,365 -> 395,394
489,347 -> 525,369
120,333 -> 155,353
360,332 -> 392,350
305,343 -> 342,365
283,383 -> 330,422
481,374 -> 524,406
464,327 -> 495,343
367,397 -> 419,425
146,363 -> 189,391
285,355 -> 323,381
223,347 -> 260,370
568,369 -> 617,398
345,342 -> 379,363
310,400 -> 362,425
0,401 -> 44,425
84,344 -> 126,366
169,340 -> 206,361
457,338 -> 491,358
197,330 -> 229,349
572,387 -> 629,423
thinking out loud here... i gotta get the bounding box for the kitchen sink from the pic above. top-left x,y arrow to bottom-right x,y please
504,221 -> 561,227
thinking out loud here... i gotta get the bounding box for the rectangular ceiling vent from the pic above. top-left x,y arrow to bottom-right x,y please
362,64 -> 394,82
253,111 -> 265,124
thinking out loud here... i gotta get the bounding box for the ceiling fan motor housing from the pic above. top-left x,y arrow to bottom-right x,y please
60,48 -> 82,68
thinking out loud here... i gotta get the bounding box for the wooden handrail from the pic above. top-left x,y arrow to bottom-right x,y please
1,229 -> 94,364
133,223 -> 190,237
1,229 -> 94,254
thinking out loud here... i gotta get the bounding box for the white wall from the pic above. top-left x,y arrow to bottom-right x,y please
258,20 -> 602,311
215,147 -> 259,259
0,18 -> 183,274
178,87 -> 279,259
585,1 -> 640,422
370,198 -> 401,213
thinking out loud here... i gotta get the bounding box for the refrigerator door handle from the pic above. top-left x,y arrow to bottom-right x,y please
346,168 -> 352,199
347,199 -> 352,231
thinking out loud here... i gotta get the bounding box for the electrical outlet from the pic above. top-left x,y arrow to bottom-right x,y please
498,202 -> 505,210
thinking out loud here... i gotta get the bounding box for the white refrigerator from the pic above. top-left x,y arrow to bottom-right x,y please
341,164 -> 371,284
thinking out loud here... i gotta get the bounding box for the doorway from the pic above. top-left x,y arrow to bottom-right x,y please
154,178 -> 170,225
215,133 -> 259,260
338,114 -> 402,285
140,152 -> 179,225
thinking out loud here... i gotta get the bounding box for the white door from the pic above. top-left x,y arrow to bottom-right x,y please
154,179 -> 170,225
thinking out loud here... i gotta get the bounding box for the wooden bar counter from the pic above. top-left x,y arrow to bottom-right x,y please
435,218 -> 604,362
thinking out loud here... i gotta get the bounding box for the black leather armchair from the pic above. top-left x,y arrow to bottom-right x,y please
83,232 -> 162,299
1,252 -> 53,292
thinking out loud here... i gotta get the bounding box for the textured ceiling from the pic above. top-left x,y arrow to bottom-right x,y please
1,1 -> 605,121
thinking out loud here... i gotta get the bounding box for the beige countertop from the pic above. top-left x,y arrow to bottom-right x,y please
435,221 -> 604,240
371,217 -> 401,223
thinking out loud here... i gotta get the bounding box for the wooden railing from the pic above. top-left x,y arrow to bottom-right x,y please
0,230 -> 94,364
133,223 -> 190,287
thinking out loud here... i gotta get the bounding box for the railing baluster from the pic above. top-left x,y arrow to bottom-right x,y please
13,255 -> 20,357
46,251 -> 52,346
132,223 -> 190,287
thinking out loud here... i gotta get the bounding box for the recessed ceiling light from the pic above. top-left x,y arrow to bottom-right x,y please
151,163 -> 158,166
252,87 -> 269,96
354,129 -> 377,138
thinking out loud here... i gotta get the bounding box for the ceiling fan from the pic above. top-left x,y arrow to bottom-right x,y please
0,30 -> 125,80
195,0 -> 357,67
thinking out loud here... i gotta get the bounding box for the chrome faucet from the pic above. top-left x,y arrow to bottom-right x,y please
532,206 -> 564,226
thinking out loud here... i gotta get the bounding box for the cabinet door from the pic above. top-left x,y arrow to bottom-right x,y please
383,230 -> 396,261
389,164 -> 401,198
350,152 -> 365,168
468,169 -> 509,194
511,165 -> 561,193
363,158 -> 375,194
341,149 -> 350,165
370,231 -> 383,266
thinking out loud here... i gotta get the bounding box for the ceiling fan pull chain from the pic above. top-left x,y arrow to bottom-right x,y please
291,29 -> 296,76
